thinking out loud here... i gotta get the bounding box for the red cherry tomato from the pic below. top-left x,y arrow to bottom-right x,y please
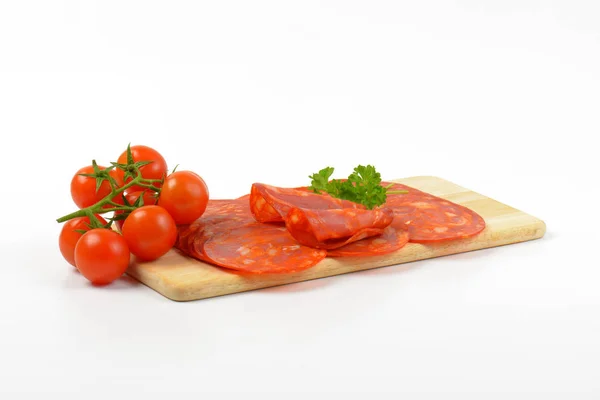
116,145 -> 168,193
70,165 -> 124,209
158,171 -> 209,224
126,190 -> 158,207
121,205 -> 177,261
74,229 -> 130,285
58,215 -> 108,267
114,190 -> 158,231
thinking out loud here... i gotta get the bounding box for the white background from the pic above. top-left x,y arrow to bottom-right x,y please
1,0 -> 599,398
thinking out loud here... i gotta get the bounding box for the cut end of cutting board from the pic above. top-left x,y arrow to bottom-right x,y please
126,176 -> 546,302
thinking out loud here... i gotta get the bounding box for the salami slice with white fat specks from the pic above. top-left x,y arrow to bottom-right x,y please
283,206 -> 394,249
175,197 -> 255,260
250,183 -> 363,223
175,197 -> 326,273
250,183 -> 394,249
327,218 -> 410,257
203,223 -> 327,273
382,182 -> 486,242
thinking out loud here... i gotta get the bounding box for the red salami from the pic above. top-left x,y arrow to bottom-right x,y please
175,197 -> 326,273
250,183 -> 362,223
249,184 -> 281,223
203,223 -> 327,273
175,178 -> 486,273
250,183 -> 394,249
175,197 -> 254,258
283,206 -> 394,249
382,182 -> 485,242
175,223 -> 200,255
327,219 -> 410,257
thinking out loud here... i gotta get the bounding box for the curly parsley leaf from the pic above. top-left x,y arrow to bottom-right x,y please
308,167 -> 335,193
308,164 -> 407,209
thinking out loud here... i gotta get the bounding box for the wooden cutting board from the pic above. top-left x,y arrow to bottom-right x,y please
126,176 -> 546,301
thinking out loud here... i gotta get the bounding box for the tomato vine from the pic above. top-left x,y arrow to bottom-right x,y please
56,144 -> 163,228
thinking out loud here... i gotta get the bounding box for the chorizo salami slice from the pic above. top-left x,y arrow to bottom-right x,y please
190,216 -> 254,259
283,206 -> 394,249
176,197 -> 327,274
249,183 -> 393,249
249,184 -> 282,223
175,224 -> 195,255
175,198 -> 255,259
326,219 -> 410,257
203,223 -> 327,273
382,182 -> 486,242
250,183 -> 362,223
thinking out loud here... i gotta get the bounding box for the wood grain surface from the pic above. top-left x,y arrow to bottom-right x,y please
126,176 -> 546,301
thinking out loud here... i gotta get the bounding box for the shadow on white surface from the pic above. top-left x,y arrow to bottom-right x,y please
256,253 -> 428,295
63,267 -> 142,290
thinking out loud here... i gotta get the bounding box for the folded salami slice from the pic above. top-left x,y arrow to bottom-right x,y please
250,183 -> 363,223
327,219 -> 410,257
283,206 -> 394,249
382,182 -> 486,243
250,183 -> 394,249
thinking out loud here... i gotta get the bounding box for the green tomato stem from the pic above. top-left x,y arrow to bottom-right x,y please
135,182 -> 161,192
56,169 -> 148,223
100,206 -> 137,213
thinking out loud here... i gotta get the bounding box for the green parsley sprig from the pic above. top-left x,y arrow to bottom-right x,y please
308,165 -> 408,209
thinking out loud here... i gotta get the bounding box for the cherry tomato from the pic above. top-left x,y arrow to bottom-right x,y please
74,229 -> 130,285
158,171 -> 209,224
58,215 -> 108,267
114,190 -> 159,231
121,205 -> 177,261
126,190 -> 158,207
116,145 -> 168,193
70,165 -> 124,209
